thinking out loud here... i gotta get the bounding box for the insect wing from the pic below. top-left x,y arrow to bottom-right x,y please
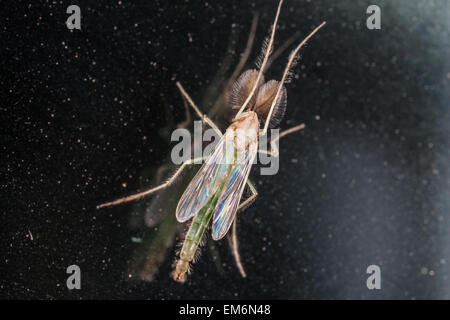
211,142 -> 257,240
175,136 -> 229,222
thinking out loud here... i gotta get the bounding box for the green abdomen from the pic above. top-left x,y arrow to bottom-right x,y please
180,205 -> 214,261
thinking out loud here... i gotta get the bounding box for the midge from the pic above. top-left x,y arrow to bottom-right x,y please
97,0 -> 326,282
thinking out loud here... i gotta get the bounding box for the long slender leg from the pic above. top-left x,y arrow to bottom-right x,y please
96,156 -> 206,209
176,91 -> 192,129
258,123 -> 305,157
228,180 -> 258,278
230,122 -> 304,276
228,219 -> 247,278
230,118 -> 303,273
99,82 -> 222,209
239,179 -> 258,211
176,82 -> 223,137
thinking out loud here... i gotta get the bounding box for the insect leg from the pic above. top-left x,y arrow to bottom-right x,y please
175,82 -> 223,137
230,124 -> 304,276
227,180 -> 258,278
228,219 -> 247,278
258,123 -> 305,157
96,156 -> 206,209
230,122 -> 305,275
238,180 -> 258,211
176,90 -> 192,129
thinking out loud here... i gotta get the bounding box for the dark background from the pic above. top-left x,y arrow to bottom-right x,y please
2,0 -> 449,299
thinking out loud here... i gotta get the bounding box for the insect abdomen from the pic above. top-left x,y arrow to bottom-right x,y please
182,207 -> 212,260
173,205 -> 214,282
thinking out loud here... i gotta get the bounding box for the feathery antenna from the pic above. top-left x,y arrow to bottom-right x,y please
234,0 -> 284,119
262,21 -> 327,135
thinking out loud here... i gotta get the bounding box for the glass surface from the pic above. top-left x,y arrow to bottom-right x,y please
2,0 -> 450,299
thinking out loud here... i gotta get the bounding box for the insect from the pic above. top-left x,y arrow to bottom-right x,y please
97,0 -> 326,282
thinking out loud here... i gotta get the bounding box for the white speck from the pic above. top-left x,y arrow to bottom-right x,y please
131,237 -> 142,243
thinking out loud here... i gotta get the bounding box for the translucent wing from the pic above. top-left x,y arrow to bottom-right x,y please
211,141 -> 258,240
175,136 -> 229,222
